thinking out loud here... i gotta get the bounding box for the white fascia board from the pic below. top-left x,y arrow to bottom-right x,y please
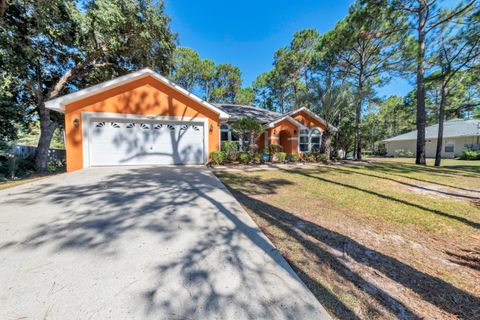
45,68 -> 230,120
289,107 -> 338,132
267,116 -> 306,129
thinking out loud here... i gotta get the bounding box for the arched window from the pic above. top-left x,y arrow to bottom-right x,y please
310,129 -> 321,152
299,129 -> 309,152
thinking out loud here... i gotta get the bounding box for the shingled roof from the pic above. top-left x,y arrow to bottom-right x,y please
384,118 -> 480,142
213,104 -> 282,124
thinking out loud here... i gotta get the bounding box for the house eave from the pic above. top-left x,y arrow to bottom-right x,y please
45,68 -> 230,119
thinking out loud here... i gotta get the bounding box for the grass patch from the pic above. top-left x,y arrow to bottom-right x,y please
216,160 -> 480,319
0,172 -> 63,190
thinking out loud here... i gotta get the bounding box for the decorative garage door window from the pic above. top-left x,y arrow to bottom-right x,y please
89,119 -> 205,166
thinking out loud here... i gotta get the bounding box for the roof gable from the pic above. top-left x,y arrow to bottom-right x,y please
45,68 -> 229,119
288,107 -> 337,131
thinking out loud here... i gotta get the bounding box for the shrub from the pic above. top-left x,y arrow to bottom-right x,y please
210,151 -> 226,165
230,117 -> 265,151
302,152 -> 316,162
278,152 -> 287,162
251,152 -> 263,164
221,141 -> 238,162
268,144 -> 283,154
460,149 -> 480,160
315,153 -> 328,163
405,150 -> 414,157
268,144 -> 283,162
238,151 -> 252,164
287,154 -> 299,162
394,149 -> 405,157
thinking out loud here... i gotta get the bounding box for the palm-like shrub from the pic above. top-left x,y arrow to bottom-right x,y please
230,117 -> 265,151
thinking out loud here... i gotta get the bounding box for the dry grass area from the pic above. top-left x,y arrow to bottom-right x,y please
0,173 -> 62,190
216,159 -> 480,320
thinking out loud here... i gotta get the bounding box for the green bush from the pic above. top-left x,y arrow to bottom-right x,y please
221,141 -> 238,162
302,152 -> 316,162
268,144 -> 283,154
287,153 -> 299,162
460,149 -> 480,160
238,151 -> 252,164
268,144 -> 283,162
315,153 -> 328,162
394,149 -> 405,157
210,151 -> 226,165
278,152 -> 287,162
251,152 -> 263,164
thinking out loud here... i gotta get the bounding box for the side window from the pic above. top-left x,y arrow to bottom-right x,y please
220,123 -> 230,142
445,140 -> 454,153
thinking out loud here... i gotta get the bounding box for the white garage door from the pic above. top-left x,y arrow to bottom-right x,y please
88,119 -> 205,166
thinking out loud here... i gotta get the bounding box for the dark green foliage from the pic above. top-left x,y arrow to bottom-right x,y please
302,152 -> 316,162
237,151 -> 252,165
230,117 -> 265,151
287,154 -> 299,162
1,0 -> 177,172
209,151 -> 226,165
460,149 -> 480,160
221,141 -> 238,162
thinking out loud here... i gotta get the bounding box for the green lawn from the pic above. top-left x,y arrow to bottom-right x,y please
216,159 -> 480,319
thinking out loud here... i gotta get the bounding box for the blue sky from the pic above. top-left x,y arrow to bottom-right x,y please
165,0 -> 412,98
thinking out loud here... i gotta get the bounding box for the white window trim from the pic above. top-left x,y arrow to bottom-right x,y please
220,122 -> 247,147
81,112 -> 209,168
298,127 -> 323,153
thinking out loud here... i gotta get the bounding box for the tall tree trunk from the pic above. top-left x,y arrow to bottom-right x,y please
415,7 -> 427,165
321,129 -> 331,159
354,77 -> 363,160
34,102 -> 58,172
434,86 -> 448,167
0,0 -> 8,18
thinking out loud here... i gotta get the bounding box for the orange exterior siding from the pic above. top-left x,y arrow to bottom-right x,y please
266,119 -> 299,154
291,110 -> 326,131
64,76 -> 220,172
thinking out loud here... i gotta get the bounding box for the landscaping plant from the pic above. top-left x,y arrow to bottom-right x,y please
230,117 -> 265,151
210,151 -> 226,165
237,151 -> 252,164
287,154 -> 299,162
221,141 -> 238,162
278,152 -> 287,163
460,149 -> 480,160
268,144 -> 283,162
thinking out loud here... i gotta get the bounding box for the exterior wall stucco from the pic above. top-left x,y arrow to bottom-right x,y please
292,111 -> 326,132
64,76 -> 220,172
385,136 -> 479,158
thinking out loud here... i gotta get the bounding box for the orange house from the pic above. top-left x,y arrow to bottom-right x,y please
46,69 -> 335,172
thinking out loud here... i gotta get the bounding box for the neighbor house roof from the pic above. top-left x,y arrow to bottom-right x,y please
384,118 -> 480,142
45,68 -> 230,119
213,103 -> 282,123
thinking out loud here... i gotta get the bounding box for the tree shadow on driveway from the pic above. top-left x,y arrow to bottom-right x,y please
0,167 -> 330,319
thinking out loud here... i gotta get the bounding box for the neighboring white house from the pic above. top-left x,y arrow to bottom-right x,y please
383,118 -> 480,158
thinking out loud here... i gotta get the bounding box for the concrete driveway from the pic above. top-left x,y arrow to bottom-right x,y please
0,167 -> 329,319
